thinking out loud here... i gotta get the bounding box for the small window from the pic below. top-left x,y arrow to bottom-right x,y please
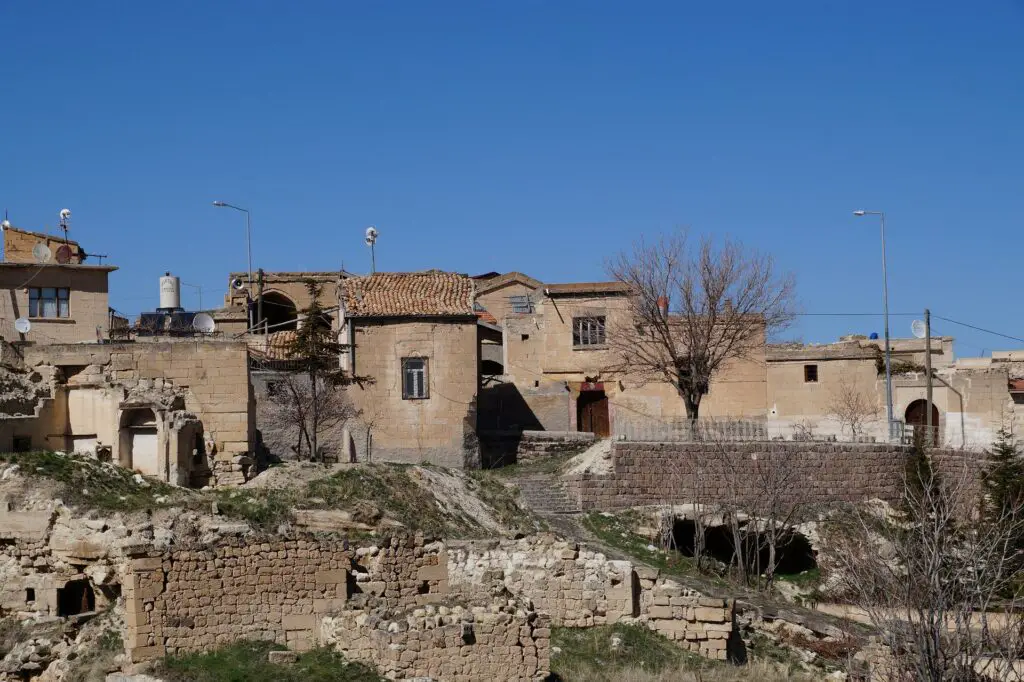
13,436 -> 31,453
29,287 -> 70,318
509,295 -> 534,314
804,364 -> 819,383
402,357 -> 429,400
573,316 -> 606,347
25,588 -> 35,603
521,334 -> 529,341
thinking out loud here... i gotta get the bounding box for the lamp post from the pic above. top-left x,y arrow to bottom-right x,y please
854,209 -> 894,440
212,201 -> 252,286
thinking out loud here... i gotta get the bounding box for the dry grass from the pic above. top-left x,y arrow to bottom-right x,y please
599,659 -> 824,681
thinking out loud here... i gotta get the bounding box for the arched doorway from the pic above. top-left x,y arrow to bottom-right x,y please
905,399 -> 940,445
261,291 -> 298,332
119,407 -> 159,475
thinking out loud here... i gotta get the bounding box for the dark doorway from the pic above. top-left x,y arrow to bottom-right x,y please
905,399 -> 941,445
57,579 -> 95,616
577,390 -> 610,437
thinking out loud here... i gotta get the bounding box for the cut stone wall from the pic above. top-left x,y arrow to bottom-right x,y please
567,441 -> 978,511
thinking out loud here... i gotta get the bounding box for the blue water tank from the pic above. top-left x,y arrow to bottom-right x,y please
869,332 -> 879,340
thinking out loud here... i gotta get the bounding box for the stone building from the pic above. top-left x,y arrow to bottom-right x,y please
0,224 -> 117,344
766,334 -> 1017,447
476,273 -> 768,436
222,270 -> 343,335
339,271 -> 481,467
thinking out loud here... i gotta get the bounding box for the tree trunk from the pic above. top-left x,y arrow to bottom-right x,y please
309,370 -> 319,462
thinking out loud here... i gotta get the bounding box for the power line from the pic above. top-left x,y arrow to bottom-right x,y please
932,315 -> 1024,346
794,312 -> 919,317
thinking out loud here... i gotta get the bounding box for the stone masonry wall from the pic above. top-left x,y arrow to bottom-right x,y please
322,599 -> 550,681
568,441 -> 977,511
124,535 -> 447,663
479,430 -> 595,468
447,535 -> 736,659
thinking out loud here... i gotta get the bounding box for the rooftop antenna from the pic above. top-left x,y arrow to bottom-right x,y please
364,226 -> 379,274
1,210 -> 10,230
59,208 -> 71,243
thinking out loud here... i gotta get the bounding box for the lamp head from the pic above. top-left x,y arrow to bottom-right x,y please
212,201 -> 227,207
853,210 -> 866,217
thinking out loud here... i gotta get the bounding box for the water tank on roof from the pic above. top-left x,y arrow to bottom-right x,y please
869,332 -> 879,340
159,272 -> 181,311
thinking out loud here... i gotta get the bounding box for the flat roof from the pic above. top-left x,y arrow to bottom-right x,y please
544,281 -> 631,295
0,262 -> 118,272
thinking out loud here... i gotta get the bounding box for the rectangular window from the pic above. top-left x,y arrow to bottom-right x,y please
402,357 -> 429,400
12,436 -> 31,453
572,316 -> 606,347
804,364 -> 819,383
509,295 -> 534,314
29,287 -> 70,318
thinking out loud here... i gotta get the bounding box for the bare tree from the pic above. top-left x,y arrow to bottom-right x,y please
827,380 -> 878,438
607,231 -> 796,419
262,374 -> 359,462
830,450 -> 1024,681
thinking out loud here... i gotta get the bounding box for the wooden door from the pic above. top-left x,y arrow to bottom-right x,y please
578,391 -> 610,437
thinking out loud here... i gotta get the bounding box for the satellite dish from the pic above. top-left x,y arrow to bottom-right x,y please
55,245 -> 72,264
32,243 -> 52,263
0,219 -> 10,230
59,208 -> 72,221
14,318 -> 31,334
911,320 -> 927,339
365,226 -> 378,240
192,312 -> 216,333
231,277 -> 246,291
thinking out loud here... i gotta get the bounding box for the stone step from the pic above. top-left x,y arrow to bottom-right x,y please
515,476 -> 580,514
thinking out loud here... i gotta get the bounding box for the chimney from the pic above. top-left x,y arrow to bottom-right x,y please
656,295 -> 669,319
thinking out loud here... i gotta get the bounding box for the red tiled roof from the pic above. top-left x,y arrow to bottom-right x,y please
249,330 -> 298,361
476,309 -> 498,325
1010,379 -> 1024,393
342,271 -> 474,318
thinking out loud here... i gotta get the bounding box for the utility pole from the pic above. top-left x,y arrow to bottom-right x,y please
257,269 -> 265,334
925,308 -> 933,446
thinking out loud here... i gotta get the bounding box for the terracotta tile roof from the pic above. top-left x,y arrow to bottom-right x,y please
342,271 -> 474,318
249,330 -> 297,361
476,308 -> 498,325
544,281 -> 631,296
1010,379 -> 1024,393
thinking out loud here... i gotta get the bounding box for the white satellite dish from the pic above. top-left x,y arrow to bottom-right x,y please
192,312 -> 216,333
14,318 -> 31,334
32,243 -> 52,263
231,277 -> 246,291
364,226 -> 379,246
911,319 -> 927,339
0,219 -> 10,230
59,208 -> 72,221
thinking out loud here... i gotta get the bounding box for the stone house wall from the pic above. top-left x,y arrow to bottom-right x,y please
0,265 -> 115,344
346,319 -> 479,468
566,441 -> 978,511
478,430 -> 596,468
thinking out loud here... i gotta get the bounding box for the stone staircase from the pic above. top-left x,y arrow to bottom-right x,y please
515,475 -> 580,514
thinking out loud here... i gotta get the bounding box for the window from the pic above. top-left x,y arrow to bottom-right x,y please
402,357 -> 429,400
521,334 -> 530,341
573,316 -> 606,347
29,287 -> 70,318
804,364 -> 819,383
25,588 -> 35,603
509,295 -> 534,314
13,436 -> 31,453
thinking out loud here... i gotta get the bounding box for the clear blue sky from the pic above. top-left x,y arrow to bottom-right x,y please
2,2 -> 1022,355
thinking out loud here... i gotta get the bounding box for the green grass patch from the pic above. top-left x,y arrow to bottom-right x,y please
486,449 -> 583,478
155,641 -> 383,682
776,567 -> 822,588
551,624 -> 712,681
0,451 -> 187,513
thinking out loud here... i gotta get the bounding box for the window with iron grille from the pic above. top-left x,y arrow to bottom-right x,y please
509,295 -> 534,314
402,357 -> 429,399
29,287 -> 70,318
572,316 -> 606,347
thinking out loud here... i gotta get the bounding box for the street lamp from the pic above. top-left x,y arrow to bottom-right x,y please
212,201 -> 252,285
854,209 -> 894,440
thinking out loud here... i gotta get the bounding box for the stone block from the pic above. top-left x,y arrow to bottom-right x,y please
315,569 -> 347,585
268,650 -> 298,664
417,563 -> 448,581
282,613 -> 316,631
694,607 -> 727,623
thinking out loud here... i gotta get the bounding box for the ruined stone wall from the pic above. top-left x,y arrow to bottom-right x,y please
568,441 -> 977,511
124,535 -> 448,662
18,340 -> 253,485
446,535 -> 737,659
322,600 -> 550,681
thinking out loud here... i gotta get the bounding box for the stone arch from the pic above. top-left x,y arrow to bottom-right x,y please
118,407 -> 160,476
261,291 -> 298,332
905,399 -> 941,445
